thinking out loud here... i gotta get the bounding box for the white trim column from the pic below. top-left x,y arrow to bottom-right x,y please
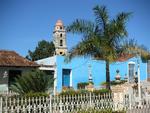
138,62 -> 141,106
146,61 -> 148,81
70,70 -> 72,87
53,63 -> 57,95
147,60 -> 150,81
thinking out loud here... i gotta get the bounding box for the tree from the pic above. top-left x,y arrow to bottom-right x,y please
26,40 -> 55,61
66,5 -> 131,89
10,70 -> 54,95
121,39 -> 150,62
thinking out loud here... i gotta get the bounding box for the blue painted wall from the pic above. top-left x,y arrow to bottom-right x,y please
110,57 -> 147,81
55,56 -> 147,92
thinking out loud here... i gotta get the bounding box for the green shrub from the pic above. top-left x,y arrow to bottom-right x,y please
23,92 -> 49,97
60,89 -> 90,96
77,82 -> 94,89
93,89 -> 110,95
72,108 -> 126,113
60,89 -> 77,95
10,70 -> 54,95
62,86 -> 74,91
76,89 -> 89,94
100,80 -> 126,86
88,81 -> 94,85
110,80 -> 126,85
59,89 -> 110,96
101,82 -> 108,85
77,82 -> 89,89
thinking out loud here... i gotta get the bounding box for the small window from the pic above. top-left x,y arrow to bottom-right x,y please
60,52 -> 63,55
60,40 -> 63,46
128,62 -> 135,83
60,26 -> 62,29
60,33 -> 62,37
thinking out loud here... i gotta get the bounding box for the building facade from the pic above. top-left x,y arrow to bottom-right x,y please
0,50 -> 39,91
37,55 -> 148,93
53,20 -> 67,56
36,20 -> 149,94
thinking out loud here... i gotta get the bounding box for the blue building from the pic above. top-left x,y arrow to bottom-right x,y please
36,20 -> 150,94
36,55 -> 149,93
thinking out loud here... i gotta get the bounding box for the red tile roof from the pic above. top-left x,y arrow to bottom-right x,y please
117,54 -> 134,62
0,50 -> 39,67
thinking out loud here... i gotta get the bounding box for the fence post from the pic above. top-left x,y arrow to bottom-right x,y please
0,97 -> 2,113
129,94 -> 132,109
89,92 -> 92,107
49,95 -> 52,113
59,96 -> 63,113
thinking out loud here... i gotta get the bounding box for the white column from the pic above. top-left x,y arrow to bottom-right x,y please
145,62 -> 148,81
53,64 -> 57,95
70,70 -> 72,87
138,62 -> 141,106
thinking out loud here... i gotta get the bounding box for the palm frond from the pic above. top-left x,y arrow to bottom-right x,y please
116,12 -> 132,24
115,12 -> 131,36
105,13 -> 131,48
66,38 -> 95,62
66,19 -> 95,38
93,5 -> 109,31
121,39 -> 150,61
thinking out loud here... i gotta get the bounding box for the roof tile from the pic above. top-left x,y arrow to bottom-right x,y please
0,50 -> 39,67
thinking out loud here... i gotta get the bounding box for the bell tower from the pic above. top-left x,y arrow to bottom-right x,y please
53,20 -> 67,55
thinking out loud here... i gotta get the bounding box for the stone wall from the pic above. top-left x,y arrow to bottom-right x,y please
111,83 -> 133,106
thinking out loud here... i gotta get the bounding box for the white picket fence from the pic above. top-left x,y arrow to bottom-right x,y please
0,92 -> 150,113
0,93 -> 125,113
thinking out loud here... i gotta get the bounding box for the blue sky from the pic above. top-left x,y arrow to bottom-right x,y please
0,0 -> 150,57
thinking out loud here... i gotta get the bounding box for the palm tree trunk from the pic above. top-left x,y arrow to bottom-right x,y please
106,60 -> 110,90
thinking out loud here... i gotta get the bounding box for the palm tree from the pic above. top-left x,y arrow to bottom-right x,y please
121,39 -> 150,61
66,5 -> 131,89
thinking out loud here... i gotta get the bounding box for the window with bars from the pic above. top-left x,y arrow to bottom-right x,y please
128,63 -> 135,83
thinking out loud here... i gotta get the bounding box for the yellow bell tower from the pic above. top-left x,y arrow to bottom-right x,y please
53,20 -> 68,55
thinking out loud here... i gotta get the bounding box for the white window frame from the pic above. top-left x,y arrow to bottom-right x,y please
128,61 -> 136,83
70,70 -> 72,87
62,69 -> 72,87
